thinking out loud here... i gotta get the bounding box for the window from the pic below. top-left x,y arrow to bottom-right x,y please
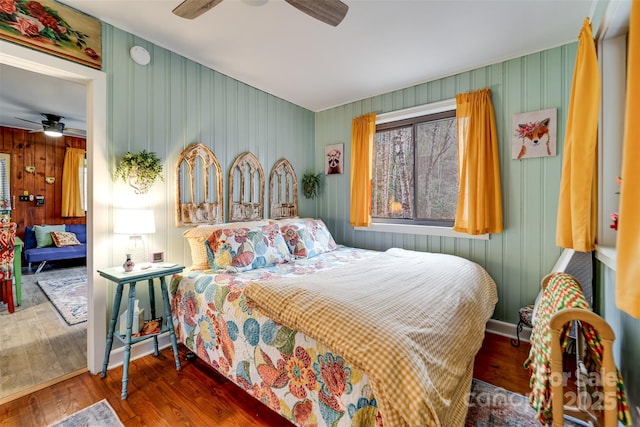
372,105 -> 457,227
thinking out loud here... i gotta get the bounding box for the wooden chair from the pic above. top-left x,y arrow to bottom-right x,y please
549,308 -> 618,427
0,222 -> 16,313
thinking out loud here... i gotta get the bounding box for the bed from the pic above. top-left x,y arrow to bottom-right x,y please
171,218 -> 498,427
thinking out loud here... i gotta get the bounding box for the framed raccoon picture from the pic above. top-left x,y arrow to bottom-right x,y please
325,143 -> 344,175
512,108 -> 557,160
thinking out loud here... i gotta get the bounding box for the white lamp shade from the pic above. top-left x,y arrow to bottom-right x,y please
113,209 -> 156,235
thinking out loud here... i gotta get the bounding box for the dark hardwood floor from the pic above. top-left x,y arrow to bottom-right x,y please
0,333 -> 532,426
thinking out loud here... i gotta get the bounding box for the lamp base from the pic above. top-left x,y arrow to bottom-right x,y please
126,235 -> 148,265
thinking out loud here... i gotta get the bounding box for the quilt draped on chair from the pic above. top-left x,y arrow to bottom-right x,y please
524,273 -> 631,425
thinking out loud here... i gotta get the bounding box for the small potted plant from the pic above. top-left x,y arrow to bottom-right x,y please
114,149 -> 164,194
302,172 -> 321,199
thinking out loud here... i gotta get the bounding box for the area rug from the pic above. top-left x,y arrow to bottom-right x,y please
465,379 -> 589,426
48,399 -> 123,427
36,275 -> 87,325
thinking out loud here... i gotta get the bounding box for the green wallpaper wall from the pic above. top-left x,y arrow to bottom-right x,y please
101,24 -> 316,267
315,43 -> 578,325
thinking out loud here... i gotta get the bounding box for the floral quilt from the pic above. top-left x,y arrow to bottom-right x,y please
170,246 -> 384,427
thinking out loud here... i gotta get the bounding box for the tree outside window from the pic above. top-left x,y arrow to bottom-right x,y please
372,109 -> 458,227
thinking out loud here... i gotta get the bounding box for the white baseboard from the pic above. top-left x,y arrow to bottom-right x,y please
486,318 -> 532,343
104,333 -> 173,372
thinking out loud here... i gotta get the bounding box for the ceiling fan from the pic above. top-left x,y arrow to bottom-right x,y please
172,0 -> 349,27
16,114 -> 86,138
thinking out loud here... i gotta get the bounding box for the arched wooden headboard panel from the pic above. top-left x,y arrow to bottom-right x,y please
175,143 -> 223,226
228,151 -> 264,221
269,158 -> 298,219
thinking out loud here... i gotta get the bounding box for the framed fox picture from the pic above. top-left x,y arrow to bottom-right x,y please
512,108 -> 557,160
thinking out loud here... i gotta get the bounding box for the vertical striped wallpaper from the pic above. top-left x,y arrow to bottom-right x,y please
315,43 -> 578,324
101,24 -> 316,270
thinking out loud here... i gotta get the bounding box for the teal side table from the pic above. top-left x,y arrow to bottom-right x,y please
98,263 -> 184,399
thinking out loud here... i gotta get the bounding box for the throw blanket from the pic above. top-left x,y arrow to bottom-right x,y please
245,248 -> 498,427
524,272 -> 632,425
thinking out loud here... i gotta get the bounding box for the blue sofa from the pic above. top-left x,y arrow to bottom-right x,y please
24,224 -> 87,273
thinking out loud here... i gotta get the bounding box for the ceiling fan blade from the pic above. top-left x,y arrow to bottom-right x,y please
285,0 -> 348,26
15,117 -> 41,125
173,0 -> 224,19
64,128 -> 87,137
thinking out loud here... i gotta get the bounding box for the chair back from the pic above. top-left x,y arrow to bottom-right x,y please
0,222 -> 16,280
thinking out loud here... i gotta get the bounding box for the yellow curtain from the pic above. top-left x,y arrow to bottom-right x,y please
350,113 -> 376,227
61,148 -> 86,217
617,3 -> 640,318
453,88 -> 503,235
555,18 -> 599,252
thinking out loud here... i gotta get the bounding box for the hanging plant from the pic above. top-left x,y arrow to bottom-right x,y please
301,172 -> 321,199
114,149 -> 164,194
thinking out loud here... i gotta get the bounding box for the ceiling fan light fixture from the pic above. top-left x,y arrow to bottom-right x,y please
43,121 -> 64,137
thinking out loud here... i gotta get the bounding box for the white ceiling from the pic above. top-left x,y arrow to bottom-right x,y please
0,63 -> 87,132
0,0 -> 623,133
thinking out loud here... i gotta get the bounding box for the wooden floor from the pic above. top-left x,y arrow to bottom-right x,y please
0,332 -> 532,426
0,264 -> 87,401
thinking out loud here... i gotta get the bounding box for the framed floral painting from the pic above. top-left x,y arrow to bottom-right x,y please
0,0 -> 101,69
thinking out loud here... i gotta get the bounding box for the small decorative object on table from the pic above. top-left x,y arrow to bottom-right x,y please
151,251 -> 164,263
123,254 -> 135,272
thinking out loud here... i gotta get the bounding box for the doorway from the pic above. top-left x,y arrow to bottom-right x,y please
0,40 -> 109,400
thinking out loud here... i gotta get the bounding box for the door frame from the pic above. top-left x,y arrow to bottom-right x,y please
1,40 -> 109,374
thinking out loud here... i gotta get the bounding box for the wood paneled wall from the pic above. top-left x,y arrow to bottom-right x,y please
315,43 -> 578,325
101,25 -> 316,269
0,126 -> 86,241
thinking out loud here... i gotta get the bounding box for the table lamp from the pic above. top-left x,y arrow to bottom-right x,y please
113,208 -> 156,265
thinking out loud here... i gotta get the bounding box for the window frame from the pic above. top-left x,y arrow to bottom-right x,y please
354,98 -> 489,240
374,109 -> 457,227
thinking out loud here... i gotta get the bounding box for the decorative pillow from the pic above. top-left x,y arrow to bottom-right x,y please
184,236 -> 210,270
280,219 -> 337,259
183,220 -> 270,270
34,224 -> 66,248
249,223 -> 292,268
205,224 -> 291,272
51,231 -> 81,247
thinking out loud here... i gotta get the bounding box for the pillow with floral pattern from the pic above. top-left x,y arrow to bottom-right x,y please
205,224 -> 291,272
183,220 -> 270,270
280,219 -> 337,259
248,223 -> 292,269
